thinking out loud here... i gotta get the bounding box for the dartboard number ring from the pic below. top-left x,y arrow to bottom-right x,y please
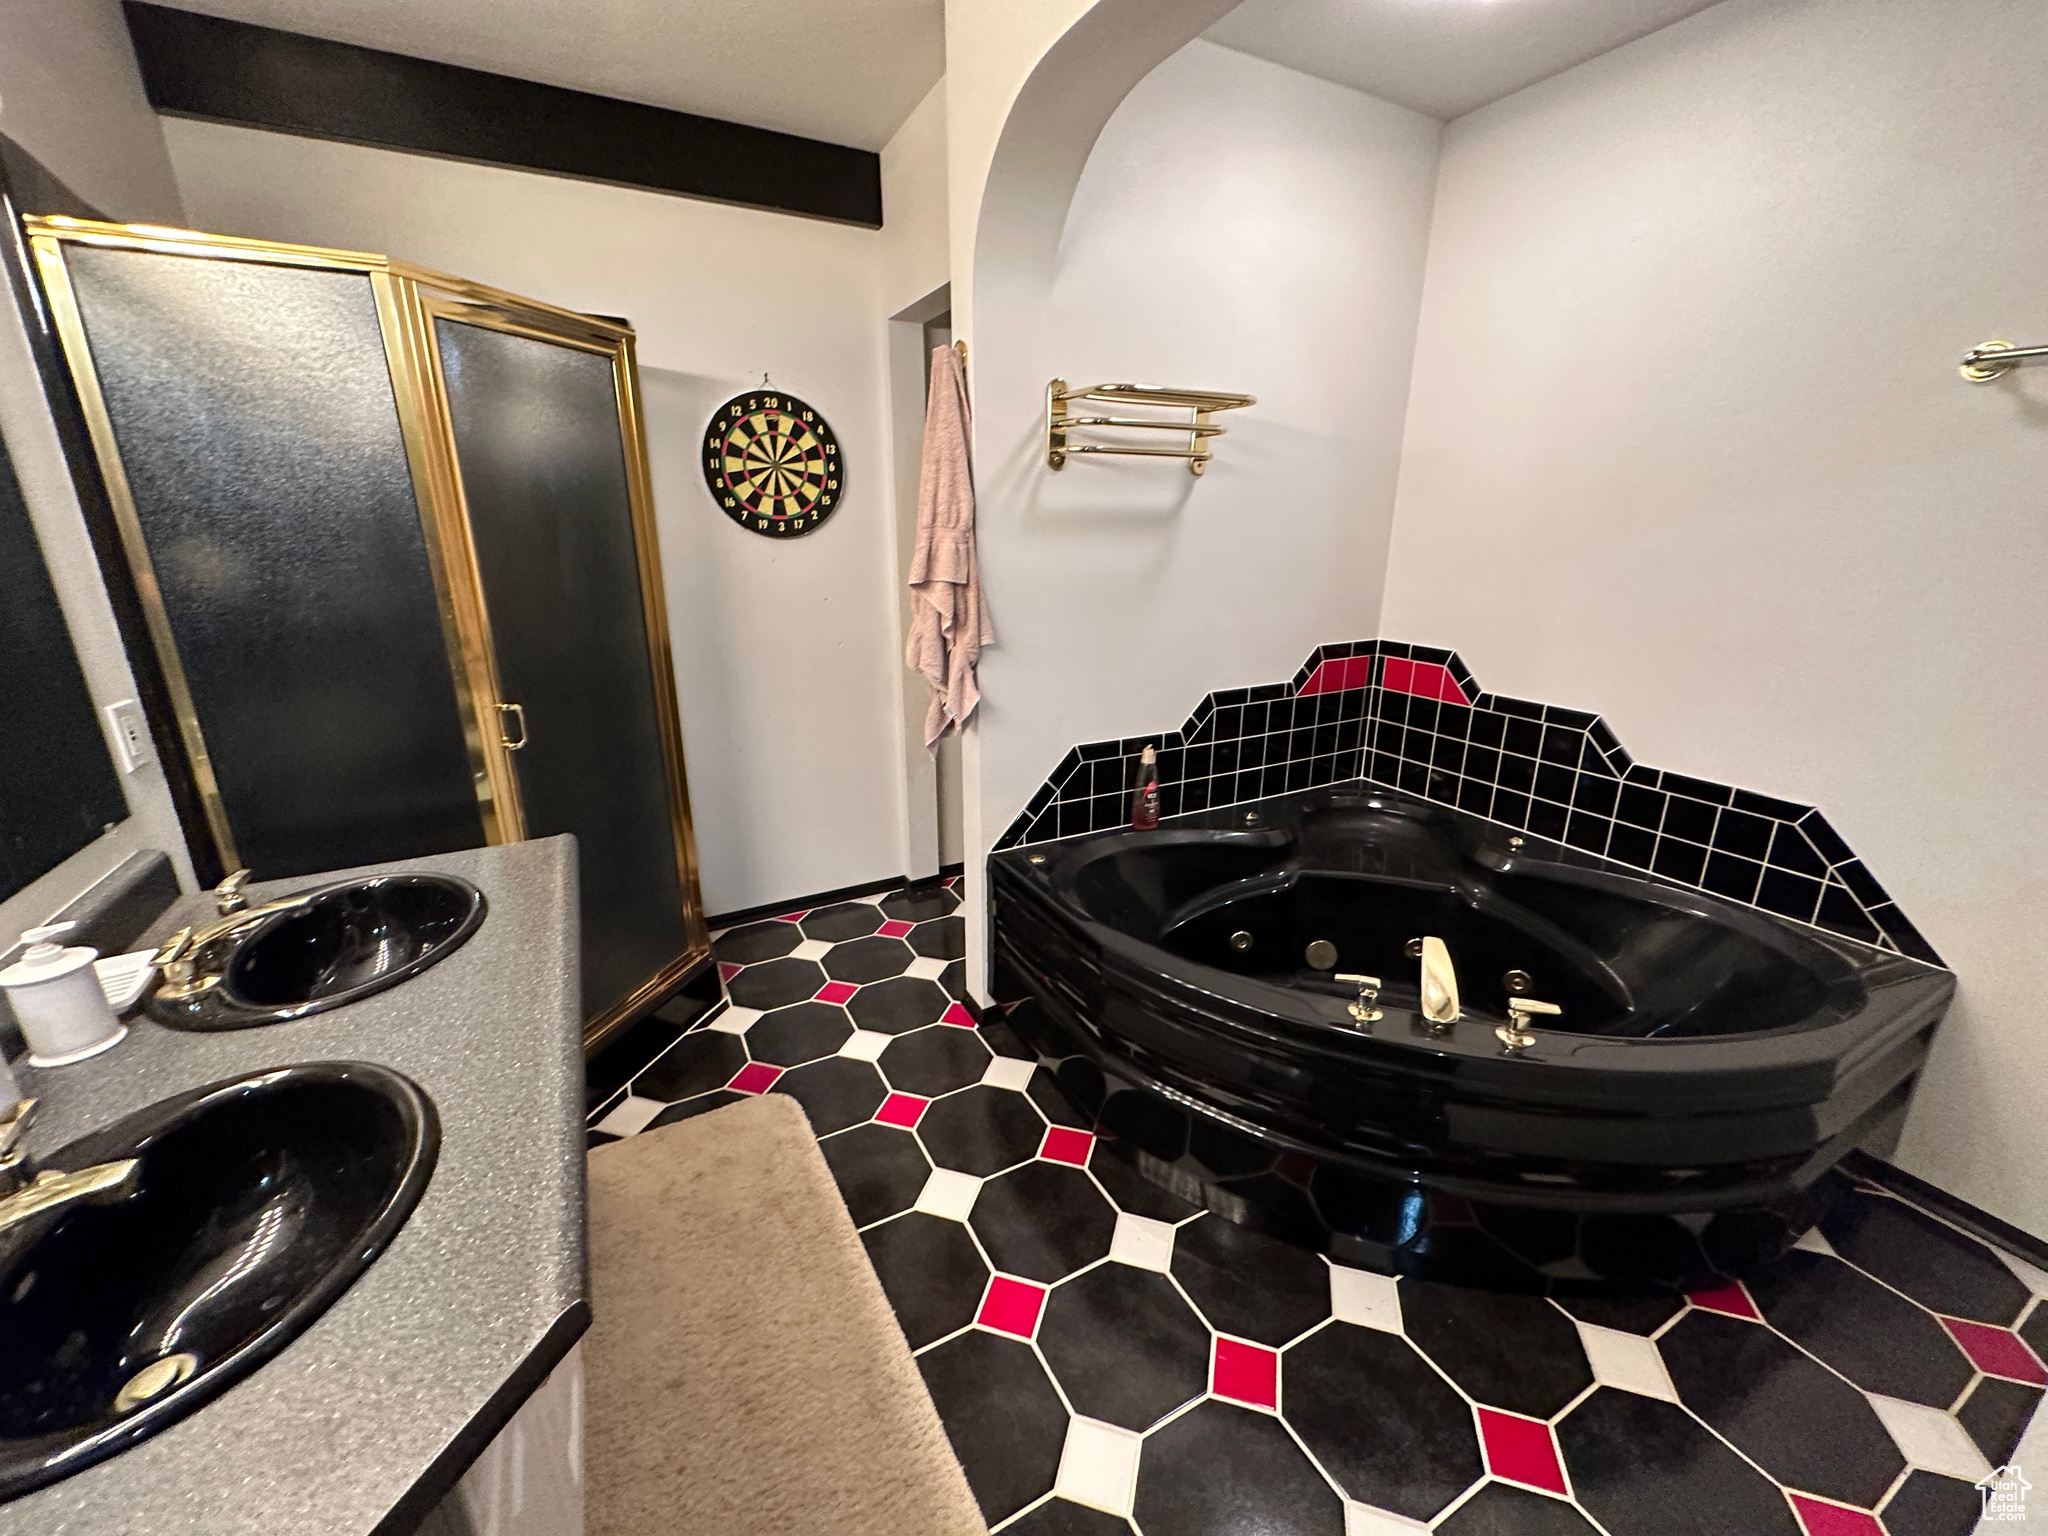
702,391 -> 844,537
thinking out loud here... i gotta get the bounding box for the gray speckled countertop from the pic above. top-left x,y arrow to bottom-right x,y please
0,837 -> 587,1536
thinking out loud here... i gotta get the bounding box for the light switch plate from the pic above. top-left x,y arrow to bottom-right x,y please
104,699 -> 153,772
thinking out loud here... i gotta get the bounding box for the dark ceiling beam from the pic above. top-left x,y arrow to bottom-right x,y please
122,3 -> 884,228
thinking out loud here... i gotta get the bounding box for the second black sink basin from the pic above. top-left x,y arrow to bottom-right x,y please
0,1062 -> 438,1501
150,874 -> 486,1030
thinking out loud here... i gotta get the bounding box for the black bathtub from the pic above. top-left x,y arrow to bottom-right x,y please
989,787 -> 1954,1286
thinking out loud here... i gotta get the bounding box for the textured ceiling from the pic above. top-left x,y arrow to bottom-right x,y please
1204,0 -> 1727,121
153,0 -> 945,150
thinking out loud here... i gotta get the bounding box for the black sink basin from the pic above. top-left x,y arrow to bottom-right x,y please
0,1062 -> 438,1501
150,874 -> 486,1030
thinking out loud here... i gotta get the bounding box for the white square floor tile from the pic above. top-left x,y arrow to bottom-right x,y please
791,938 -> 832,961
915,1169 -> 982,1222
1576,1321 -> 1679,1403
1346,1502 -> 1428,1535
1053,1417 -> 1141,1517
594,1095 -> 665,1138
904,955 -> 949,981
838,1029 -> 892,1062
709,1006 -> 760,1035
1328,1265 -> 1401,1334
981,1056 -> 1036,1092
1868,1393 -> 1992,1482
1792,1226 -> 1837,1257
1996,1247 -> 2048,1299
1109,1213 -> 1176,1273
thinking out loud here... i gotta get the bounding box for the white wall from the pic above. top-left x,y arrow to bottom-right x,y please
971,39 -> 1440,837
0,0 -> 182,221
163,120 -> 920,917
1382,0 -> 2048,1233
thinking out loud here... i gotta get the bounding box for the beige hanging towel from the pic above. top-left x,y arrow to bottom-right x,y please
906,344 -> 994,748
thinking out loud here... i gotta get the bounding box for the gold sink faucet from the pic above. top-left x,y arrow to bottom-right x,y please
0,1098 -> 140,1239
152,869 -> 318,1001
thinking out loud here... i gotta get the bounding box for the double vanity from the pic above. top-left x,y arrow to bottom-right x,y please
0,837 -> 586,1535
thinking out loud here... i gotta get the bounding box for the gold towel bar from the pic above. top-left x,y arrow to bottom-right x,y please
1046,379 -> 1255,476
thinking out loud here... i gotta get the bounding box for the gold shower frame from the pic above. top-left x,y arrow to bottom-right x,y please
24,216 -> 709,1052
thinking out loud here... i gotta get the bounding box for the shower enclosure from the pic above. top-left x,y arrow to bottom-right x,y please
25,216 -> 707,1049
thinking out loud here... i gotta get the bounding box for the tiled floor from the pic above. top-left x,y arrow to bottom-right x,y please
589,882 -> 2047,1536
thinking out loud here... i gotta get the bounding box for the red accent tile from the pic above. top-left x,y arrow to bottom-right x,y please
875,1092 -> 929,1129
1687,1280 -> 1761,1321
1379,656 -> 1470,706
878,919 -> 915,938
940,1003 -> 977,1028
774,911 -> 808,923
1429,1191 -> 1476,1225
1040,1126 -> 1094,1167
1942,1317 -> 2048,1383
1383,657 -> 1415,694
978,1275 -> 1046,1338
1788,1493 -> 1885,1536
716,961 -> 741,984
1477,1408 -> 1568,1496
1212,1337 -> 1279,1408
814,980 -> 859,1005
727,1061 -> 783,1095
1298,656 -> 1372,696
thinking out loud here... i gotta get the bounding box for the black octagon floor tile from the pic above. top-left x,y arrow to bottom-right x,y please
772,1055 -> 887,1136
880,1024 -> 992,1097
1554,1291 -> 1685,1335
634,1029 -> 748,1101
972,1161 -> 1117,1283
1658,1309 -> 1902,1507
941,959 -> 967,1000
918,1328 -> 1067,1526
1029,1067 -> 1092,1129
1136,1400 -> 1343,1536
744,1000 -> 853,1066
711,918 -> 801,965
725,956 -> 826,1011
918,1085 -> 1047,1177
1091,1149 -> 1201,1223
1882,1469 -> 1987,1536
1435,1481 -> 1600,1535
645,1089 -> 744,1129
818,1121 -> 929,1228
1171,1214 -> 1331,1346
799,900 -> 885,942
1039,1264 -> 1209,1431
1282,1322 -> 1480,1519
978,1013 -> 1035,1061
910,915 -> 967,960
586,1129 -> 619,1148
1401,1279 -> 1593,1418
883,884 -> 959,922
1559,1388 -> 1800,1536
823,934 -> 915,984
1002,1499 -> 1132,1535
861,1211 -> 987,1348
1820,1192 -> 2031,1324
1743,1250 -> 1973,1405
1957,1374 -> 2043,1466
848,975 -> 953,1034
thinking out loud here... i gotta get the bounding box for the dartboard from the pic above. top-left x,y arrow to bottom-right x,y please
702,390 -> 844,537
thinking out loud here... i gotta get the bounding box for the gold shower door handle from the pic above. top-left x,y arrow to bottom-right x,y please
497,701 -> 529,751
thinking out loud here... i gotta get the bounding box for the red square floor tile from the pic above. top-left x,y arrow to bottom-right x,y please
727,1061 -> 783,1095
1040,1126 -> 1094,1167
1687,1280 -> 1761,1321
876,1092 -> 930,1129
940,1002 -> 977,1027
978,1275 -> 1046,1338
814,980 -> 859,1005
1477,1407 -> 1567,1496
774,911 -> 808,923
1788,1493 -> 1884,1536
716,962 -> 741,984
878,919 -> 915,938
1212,1338 -> 1278,1409
1942,1317 -> 2048,1384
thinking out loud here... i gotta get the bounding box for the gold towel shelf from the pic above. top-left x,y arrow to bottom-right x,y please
1046,379 -> 1255,476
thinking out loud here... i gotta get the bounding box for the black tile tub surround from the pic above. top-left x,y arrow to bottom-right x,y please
995,638 -> 1941,965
